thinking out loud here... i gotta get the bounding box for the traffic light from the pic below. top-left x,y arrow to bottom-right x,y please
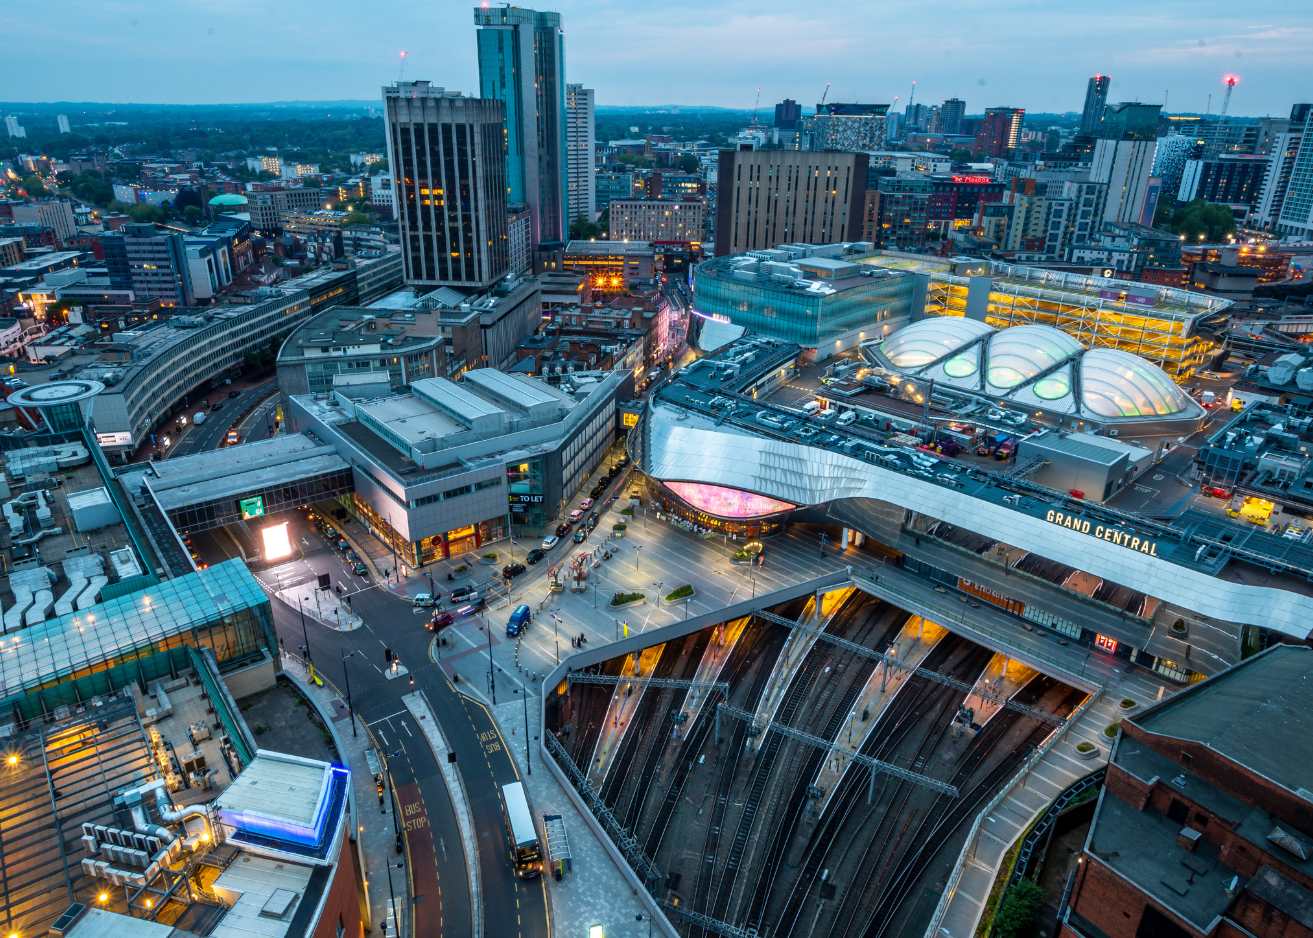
384,647 -> 393,665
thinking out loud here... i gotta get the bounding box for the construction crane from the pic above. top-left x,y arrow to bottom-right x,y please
752,86 -> 761,126
819,81 -> 831,108
1221,74 -> 1239,116
397,49 -> 409,83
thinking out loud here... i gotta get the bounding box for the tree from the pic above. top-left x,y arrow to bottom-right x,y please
993,880 -> 1046,938
950,147 -> 973,164
181,205 -> 203,226
19,174 -> 47,197
1167,199 -> 1235,242
678,153 -> 700,173
569,214 -> 603,240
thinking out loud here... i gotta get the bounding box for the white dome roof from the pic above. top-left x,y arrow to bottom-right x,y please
881,317 -> 993,368
873,319 -> 1198,422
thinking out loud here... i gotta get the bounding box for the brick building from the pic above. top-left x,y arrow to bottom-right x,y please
1062,644 -> 1313,938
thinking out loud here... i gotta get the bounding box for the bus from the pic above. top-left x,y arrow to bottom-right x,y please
502,782 -> 543,879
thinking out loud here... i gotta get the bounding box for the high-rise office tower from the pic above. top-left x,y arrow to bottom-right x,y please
1090,102 -> 1162,226
474,5 -> 567,247
714,149 -> 868,255
940,98 -> 966,135
382,81 -> 510,288
1276,106 -> 1313,239
1079,74 -> 1111,136
810,103 -> 889,151
1256,104 -> 1311,229
100,223 -> 195,306
565,84 -> 596,226
974,107 -> 1024,157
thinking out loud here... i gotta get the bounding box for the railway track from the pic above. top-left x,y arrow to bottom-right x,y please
771,634 -> 990,936
737,601 -> 909,931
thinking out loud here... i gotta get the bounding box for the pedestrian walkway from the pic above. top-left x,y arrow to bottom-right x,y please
258,571 -> 363,631
812,615 -> 947,813
678,616 -> 748,732
491,696 -> 658,938
969,654 -> 1039,729
402,690 -> 482,938
281,652 -> 409,938
930,667 -> 1172,938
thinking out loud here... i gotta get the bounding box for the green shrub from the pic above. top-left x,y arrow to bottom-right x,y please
610,591 -> 644,606
1075,741 -> 1096,753
612,522 -> 627,531
620,506 -> 635,516
1104,721 -> 1121,739
481,552 -> 498,561
992,880 -> 1045,938
665,584 -> 694,602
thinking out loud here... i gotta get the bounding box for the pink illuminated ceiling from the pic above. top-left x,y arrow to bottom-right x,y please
664,481 -> 796,519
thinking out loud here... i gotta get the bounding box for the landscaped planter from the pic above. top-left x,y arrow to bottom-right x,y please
610,592 -> 645,608
1074,741 -> 1100,761
1118,698 -> 1138,712
479,553 -> 499,565
665,585 -> 695,603
612,523 -> 627,539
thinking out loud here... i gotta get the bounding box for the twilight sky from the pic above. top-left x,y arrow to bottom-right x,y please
3,0 -> 1310,116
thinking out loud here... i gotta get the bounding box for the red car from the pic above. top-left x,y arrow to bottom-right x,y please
1203,485 -> 1231,499
427,611 -> 454,631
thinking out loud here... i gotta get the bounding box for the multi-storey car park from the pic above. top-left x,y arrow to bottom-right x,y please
535,331 -> 1313,938
692,242 -> 1232,378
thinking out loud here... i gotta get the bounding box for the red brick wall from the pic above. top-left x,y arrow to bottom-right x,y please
311,829 -> 366,938
1067,856 -> 1205,938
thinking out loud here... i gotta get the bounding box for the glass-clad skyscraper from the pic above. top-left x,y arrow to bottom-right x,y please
475,5 -> 568,247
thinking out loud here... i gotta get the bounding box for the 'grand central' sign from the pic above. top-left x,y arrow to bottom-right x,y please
1044,510 -> 1160,557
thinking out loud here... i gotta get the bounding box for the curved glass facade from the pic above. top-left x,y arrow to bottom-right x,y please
984,325 -> 1081,390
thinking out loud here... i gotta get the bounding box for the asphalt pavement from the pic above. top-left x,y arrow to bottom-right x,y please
170,379 -> 278,456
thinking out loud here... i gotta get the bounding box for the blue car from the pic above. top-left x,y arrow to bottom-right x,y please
506,604 -> 532,638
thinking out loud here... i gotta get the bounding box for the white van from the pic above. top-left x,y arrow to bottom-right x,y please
411,592 -> 437,608
801,400 -> 821,416
835,410 -> 857,427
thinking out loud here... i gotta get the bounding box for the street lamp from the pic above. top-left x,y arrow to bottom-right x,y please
296,596 -> 313,666
635,544 -> 643,573
340,649 -> 361,738
516,687 -> 532,775
485,617 -> 497,705
552,612 -> 561,665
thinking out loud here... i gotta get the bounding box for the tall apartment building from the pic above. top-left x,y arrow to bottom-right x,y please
714,149 -> 868,256
1177,153 -> 1269,210
608,198 -> 706,243
809,103 -> 889,152
508,206 -> 532,275
974,107 -> 1025,157
566,84 -> 596,225
475,5 -> 567,247
56,114 -> 70,134
101,223 -> 195,306
1092,103 -> 1163,227
1153,134 -> 1199,205
1255,104 -> 1310,229
940,98 -> 966,135
4,115 -> 26,139
11,199 -> 77,245
1079,74 -> 1111,135
774,99 -> 802,130
383,81 -> 509,289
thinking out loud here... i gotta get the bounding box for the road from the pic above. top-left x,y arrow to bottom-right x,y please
171,379 -> 278,455
204,511 -> 549,938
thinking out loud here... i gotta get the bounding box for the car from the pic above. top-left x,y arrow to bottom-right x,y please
450,586 -> 478,603
352,562 -> 368,576
578,498 -> 594,510
337,539 -> 350,552
210,400 -> 224,412
526,547 -> 546,565
572,529 -> 587,543
589,485 -> 605,499
568,509 -> 585,523
228,390 -> 240,399
427,611 -> 455,631
541,535 -> 560,550
506,604 -> 532,638
586,512 -> 600,529
555,523 -> 571,538
411,592 -> 438,608
502,562 -> 526,579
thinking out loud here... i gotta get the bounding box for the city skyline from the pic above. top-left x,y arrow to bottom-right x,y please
0,0 -> 1308,116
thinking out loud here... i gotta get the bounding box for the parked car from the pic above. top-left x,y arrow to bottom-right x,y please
427,611 -> 455,631
578,498 -> 594,510
450,586 -> 479,603
572,529 -> 587,543
526,548 -> 546,565
502,562 -> 526,579
506,604 -> 532,638
568,509 -> 585,523
352,562 -> 368,576
541,534 -> 560,550
555,523 -> 571,537
228,390 -> 240,399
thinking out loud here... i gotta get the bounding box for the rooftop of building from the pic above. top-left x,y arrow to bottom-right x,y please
1126,644 -> 1313,798
564,239 -> 654,256
277,303 -> 443,362
0,658 -> 346,938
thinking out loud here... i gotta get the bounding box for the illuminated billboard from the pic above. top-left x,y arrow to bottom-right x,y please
664,481 -> 795,519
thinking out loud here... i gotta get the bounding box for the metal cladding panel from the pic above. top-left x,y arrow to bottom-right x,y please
645,409 -> 1313,639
